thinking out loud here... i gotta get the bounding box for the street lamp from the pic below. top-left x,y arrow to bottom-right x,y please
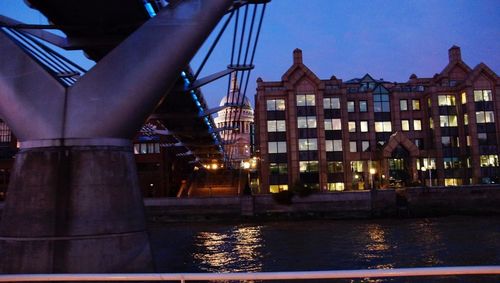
369,168 -> 376,190
242,161 -> 251,169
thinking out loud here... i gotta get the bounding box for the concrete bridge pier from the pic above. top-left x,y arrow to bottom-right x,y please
0,0 -> 233,272
0,145 -> 152,272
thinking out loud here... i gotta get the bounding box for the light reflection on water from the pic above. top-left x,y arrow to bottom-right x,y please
192,225 -> 264,273
149,216 -> 500,282
414,219 -> 444,266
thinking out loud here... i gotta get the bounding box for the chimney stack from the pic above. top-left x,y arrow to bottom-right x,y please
448,45 -> 462,63
293,48 -> 303,64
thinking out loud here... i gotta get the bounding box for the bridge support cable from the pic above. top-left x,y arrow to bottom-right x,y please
233,2 -> 267,141
225,4 -> 250,164
220,4 -> 241,166
174,1 -> 268,167
220,2 -> 267,166
226,3 -> 259,162
193,10 -> 235,80
0,27 -> 86,86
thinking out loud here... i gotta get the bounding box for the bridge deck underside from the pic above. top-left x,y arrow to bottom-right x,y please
25,0 -> 223,161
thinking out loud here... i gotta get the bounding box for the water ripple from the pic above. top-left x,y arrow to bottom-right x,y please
192,225 -> 264,273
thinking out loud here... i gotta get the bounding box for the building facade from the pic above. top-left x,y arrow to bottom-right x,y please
132,127 -> 189,198
255,46 -> 500,193
214,74 -> 254,167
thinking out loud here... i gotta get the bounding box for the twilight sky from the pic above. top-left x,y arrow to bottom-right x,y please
1,0 -> 499,109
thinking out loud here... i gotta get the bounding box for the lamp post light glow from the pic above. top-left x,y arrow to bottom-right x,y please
242,161 -> 251,169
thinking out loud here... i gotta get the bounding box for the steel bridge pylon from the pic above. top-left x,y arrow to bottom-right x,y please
0,0 -> 233,273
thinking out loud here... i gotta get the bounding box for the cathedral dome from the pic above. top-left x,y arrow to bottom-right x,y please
219,93 -> 252,109
218,73 -> 253,110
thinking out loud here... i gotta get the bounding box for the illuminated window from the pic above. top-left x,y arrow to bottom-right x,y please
268,141 -> 287,153
299,161 -> 319,172
480,155 -> 499,167
412,99 -> 420,110
325,141 -> 333,152
325,140 -> 343,152
266,99 -> 286,111
429,117 -> 434,129
349,141 -> 357,152
325,118 -> 342,130
473,90 -> 492,102
438,95 -> 456,106
439,115 -> 458,127
420,158 -> 436,169
361,140 -> 370,151
324,97 -> 340,109
269,163 -> 288,174
153,143 -> 160,153
267,120 -> 286,132
476,111 -> 495,123
270,184 -> 288,193
360,121 -> 368,132
375,121 -> 392,132
134,143 -> 160,154
466,135 -> 471,146
298,138 -> 318,151
401,120 -> 410,131
327,182 -> 345,191
359,100 -> 368,112
327,161 -> 343,173
351,161 -> 364,172
414,120 -> 422,131
297,116 -> 317,128
297,94 -> 316,106
464,114 -> 468,125
461,92 -> 467,104
347,101 -> 355,112
444,178 -> 462,186
400,99 -> 408,111
0,122 -> 11,143
348,121 -> 356,132
443,157 -> 461,169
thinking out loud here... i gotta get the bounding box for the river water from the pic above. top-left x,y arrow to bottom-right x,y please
148,216 -> 500,282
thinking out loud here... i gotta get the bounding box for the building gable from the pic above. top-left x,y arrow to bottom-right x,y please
466,63 -> 499,88
382,132 -> 419,158
281,49 -> 322,90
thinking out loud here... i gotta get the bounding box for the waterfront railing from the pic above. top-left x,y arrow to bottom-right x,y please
0,266 -> 499,282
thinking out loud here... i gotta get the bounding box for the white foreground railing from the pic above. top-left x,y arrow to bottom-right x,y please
0,266 -> 499,282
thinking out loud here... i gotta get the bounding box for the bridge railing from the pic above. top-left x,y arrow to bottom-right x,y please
0,266 -> 499,282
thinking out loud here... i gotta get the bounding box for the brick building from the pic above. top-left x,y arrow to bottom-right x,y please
254,46 -> 500,193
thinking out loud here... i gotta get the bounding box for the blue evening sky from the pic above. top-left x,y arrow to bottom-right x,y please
1,0 -> 499,108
